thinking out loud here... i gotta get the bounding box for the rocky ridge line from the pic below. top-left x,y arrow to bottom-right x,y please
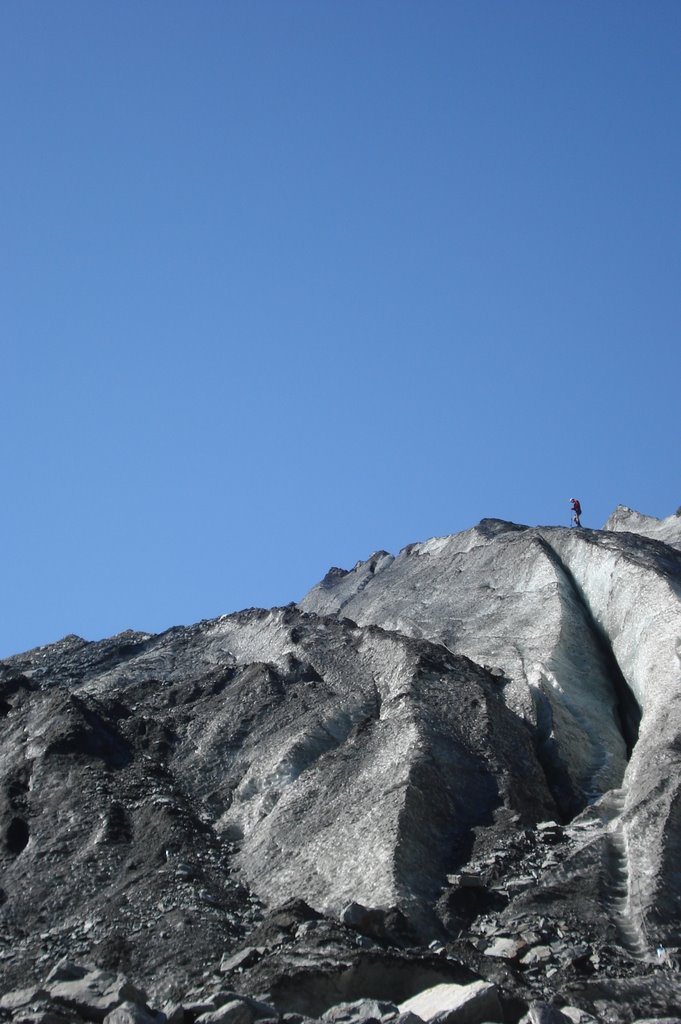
1,505 -> 681,1023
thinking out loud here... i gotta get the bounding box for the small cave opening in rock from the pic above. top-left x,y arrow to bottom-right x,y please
6,817 -> 30,855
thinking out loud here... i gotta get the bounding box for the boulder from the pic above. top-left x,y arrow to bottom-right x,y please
195,1001 -> 254,1024
483,937 -> 527,960
48,969 -> 148,1022
519,946 -> 554,965
445,875 -> 485,890
557,1010 -> 599,1024
45,961 -> 92,984
103,1002 -> 158,1024
10,1011 -> 69,1024
161,1004 -> 185,1024
321,999 -> 399,1023
220,948 -> 266,973
192,994 -> 278,1024
183,1001 -> 218,1019
339,904 -> 416,947
399,981 -> 502,1024
0,988 -> 49,1011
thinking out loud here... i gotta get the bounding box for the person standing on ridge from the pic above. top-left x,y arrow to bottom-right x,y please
570,497 -> 582,527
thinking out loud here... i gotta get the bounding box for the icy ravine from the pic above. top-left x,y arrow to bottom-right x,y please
300,516 -> 681,947
543,525 -> 681,943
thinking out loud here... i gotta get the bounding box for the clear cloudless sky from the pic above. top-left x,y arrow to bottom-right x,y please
2,1 -> 680,657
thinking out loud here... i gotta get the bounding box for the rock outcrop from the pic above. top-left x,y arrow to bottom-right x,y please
1,506 -> 681,1022
300,518 -> 681,950
604,505 -> 681,550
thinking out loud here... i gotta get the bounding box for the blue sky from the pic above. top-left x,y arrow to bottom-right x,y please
2,1 -> 680,657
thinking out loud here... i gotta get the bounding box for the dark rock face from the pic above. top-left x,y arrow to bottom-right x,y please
1,509 -> 681,1022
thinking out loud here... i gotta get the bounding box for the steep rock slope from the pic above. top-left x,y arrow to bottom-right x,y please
2,508 -> 681,1021
0,610 -> 556,995
300,522 -> 631,811
544,526 -> 681,943
300,518 -> 681,947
